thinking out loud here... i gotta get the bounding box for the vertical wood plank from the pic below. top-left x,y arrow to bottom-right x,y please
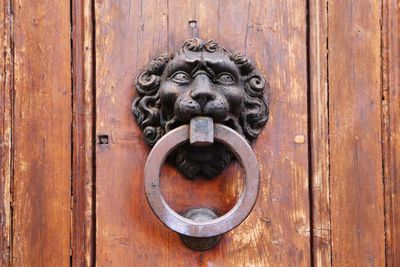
0,0 -> 12,265
168,0 -> 196,48
382,0 -> 400,266
243,0 -> 311,265
95,0 -> 169,265
195,0 -> 219,41
309,0 -> 331,266
12,1 -> 72,265
168,0 -> 219,44
218,0 -> 250,52
328,0 -> 385,265
72,0 -> 95,266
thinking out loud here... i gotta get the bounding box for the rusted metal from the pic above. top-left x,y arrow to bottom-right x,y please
144,121 -> 260,238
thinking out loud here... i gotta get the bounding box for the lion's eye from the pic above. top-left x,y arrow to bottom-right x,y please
214,73 -> 236,85
170,71 -> 191,84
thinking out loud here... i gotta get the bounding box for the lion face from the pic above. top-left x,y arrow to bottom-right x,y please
133,39 -> 269,179
159,47 -> 246,134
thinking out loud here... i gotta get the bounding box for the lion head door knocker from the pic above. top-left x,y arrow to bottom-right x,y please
132,38 -> 269,250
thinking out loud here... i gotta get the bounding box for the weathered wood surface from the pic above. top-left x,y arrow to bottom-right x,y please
243,0 -> 310,265
382,0 -> 400,266
309,0 -> 331,266
0,0 -> 398,266
328,0 -> 386,266
12,0 -> 72,265
0,0 -> 12,265
71,0 -> 95,266
95,0 -> 310,266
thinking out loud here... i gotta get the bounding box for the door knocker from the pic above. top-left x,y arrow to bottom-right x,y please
132,38 -> 269,250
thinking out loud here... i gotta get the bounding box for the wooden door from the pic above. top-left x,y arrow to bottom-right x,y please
0,0 -> 399,266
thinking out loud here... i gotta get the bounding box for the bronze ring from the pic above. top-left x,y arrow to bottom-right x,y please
144,123 -> 260,238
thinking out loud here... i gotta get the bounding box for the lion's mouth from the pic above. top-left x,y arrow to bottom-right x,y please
163,114 -> 244,137
167,143 -> 233,179
162,114 -> 245,179
185,146 -> 218,162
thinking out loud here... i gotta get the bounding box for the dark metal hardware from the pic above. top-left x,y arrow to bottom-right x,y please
133,39 -> 269,250
133,38 -> 269,179
144,117 -> 260,250
180,208 -> 221,251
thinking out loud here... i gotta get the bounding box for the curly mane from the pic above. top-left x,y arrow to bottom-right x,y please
132,38 -> 269,146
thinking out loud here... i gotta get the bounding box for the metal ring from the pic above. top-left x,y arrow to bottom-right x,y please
144,123 -> 260,238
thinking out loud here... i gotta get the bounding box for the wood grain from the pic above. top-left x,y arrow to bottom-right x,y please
0,0 -> 397,266
72,0 -> 95,266
328,0 -> 386,265
382,0 -> 400,266
95,1 -> 156,265
309,0 -> 331,266
0,0 -> 12,265
218,0 -> 250,52
12,0 -> 72,265
95,0 -> 310,266
226,0 -> 311,265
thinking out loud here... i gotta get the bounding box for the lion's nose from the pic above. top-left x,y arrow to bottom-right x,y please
190,74 -> 216,108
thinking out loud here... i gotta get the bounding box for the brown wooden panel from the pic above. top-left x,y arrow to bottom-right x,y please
382,0 -> 400,266
72,0 -> 95,266
218,0 -> 250,52
95,1 -> 168,266
328,0 -> 386,265
12,1 -> 72,265
226,0 -> 311,265
93,0 -> 159,264
309,0 -> 331,266
168,0 -> 196,48
0,0 -> 12,265
95,0 -> 310,266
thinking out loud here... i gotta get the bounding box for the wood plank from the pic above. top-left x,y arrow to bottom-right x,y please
218,0 -> 250,52
12,1 -> 72,265
309,0 -> 331,266
95,0 -> 169,265
168,0 -> 196,48
168,0 -> 219,44
243,0 -> 311,265
382,0 -> 400,266
0,0 -> 12,265
95,0 -> 310,265
328,0 -> 385,265
195,0 -> 219,41
71,0 -> 95,266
